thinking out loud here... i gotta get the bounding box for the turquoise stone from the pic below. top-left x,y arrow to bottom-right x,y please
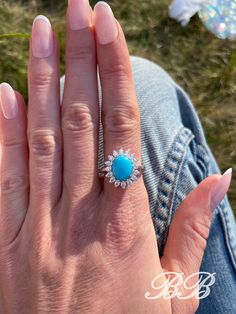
112,155 -> 133,181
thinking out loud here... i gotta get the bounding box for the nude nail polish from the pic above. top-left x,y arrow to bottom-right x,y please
68,0 -> 91,30
32,15 -> 54,58
211,168 -> 232,211
0,83 -> 18,119
94,1 -> 118,45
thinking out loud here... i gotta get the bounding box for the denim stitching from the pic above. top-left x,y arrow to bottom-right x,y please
151,127 -> 194,253
218,201 -> 236,272
195,143 -> 210,179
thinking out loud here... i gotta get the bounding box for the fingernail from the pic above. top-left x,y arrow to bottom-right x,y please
211,168 -> 232,211
68,0 -> 91,30
94,1 -> 118,45
32,15 -> 54,58
0,83 -> 18,119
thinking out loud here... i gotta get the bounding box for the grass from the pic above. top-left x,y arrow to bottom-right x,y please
0,0 -> 236,214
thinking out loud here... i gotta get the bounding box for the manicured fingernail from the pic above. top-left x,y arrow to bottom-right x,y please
0,83 -> 18,119
32,15 -> 54,58
68,0 -> 91,30
211,168 -> 232,211
94,1 -> 118,45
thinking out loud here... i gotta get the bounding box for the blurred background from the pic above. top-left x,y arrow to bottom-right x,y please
0,0 -> 236,214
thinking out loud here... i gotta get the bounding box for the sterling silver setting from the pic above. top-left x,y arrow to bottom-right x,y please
102,148 -> 141,189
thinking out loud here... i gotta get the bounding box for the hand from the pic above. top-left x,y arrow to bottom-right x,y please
0,1 -> 231,313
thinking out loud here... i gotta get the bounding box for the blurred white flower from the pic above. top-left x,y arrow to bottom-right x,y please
169,0 -> 206,26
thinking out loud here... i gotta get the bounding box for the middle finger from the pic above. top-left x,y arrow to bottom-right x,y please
62,0 -> 100,200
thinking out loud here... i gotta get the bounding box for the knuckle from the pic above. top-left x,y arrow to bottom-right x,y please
30,68 -> 54,90
103,224 -> 140,258
1,136 -> 26,148
62,103 -> 94,133
29,130 -> 60,157
105,108 -> 140,134
1,173 -> 28,195
66,45 -> 94,63
101,63 -> 130,81
101,205 -> 141,256
185,216 -> 211,252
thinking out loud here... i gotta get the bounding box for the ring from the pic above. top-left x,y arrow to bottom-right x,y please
100,149 -> 143,189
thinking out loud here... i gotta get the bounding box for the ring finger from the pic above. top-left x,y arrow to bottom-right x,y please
94,2 -> 145,200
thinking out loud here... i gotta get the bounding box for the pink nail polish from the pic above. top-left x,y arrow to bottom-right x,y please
68,0 -> 91,30
0,83 -> 18,119
211,168 -> 232,211
32,15 -> 54,58
94,1 -> 118,45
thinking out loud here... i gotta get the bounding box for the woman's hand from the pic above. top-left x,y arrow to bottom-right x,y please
0,1 -> 231,313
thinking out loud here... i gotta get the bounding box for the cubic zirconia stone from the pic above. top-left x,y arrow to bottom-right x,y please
104,166 -> 111,172
105,161 -> 112,166
115,180 -> 120,187
127,179 -> 133,186
131,174 -> 138,181
121,182 -> 126,189
106,172 -> 113,178
109,177 -> 116,183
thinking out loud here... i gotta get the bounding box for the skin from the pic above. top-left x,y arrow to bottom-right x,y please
0,1 -> 230,313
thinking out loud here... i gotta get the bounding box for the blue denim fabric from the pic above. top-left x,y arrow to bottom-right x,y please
60,56 -> 236,313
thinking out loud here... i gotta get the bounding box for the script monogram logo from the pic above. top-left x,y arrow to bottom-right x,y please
145,272 -> 216,300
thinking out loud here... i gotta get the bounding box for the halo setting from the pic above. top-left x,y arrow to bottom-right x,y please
104,149 -> 140,189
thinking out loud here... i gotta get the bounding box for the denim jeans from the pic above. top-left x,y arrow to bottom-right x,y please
60,56 -> 236,313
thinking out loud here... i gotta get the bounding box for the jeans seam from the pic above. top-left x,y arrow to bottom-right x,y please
152,126 -> 194,253
217,201 -> 236,272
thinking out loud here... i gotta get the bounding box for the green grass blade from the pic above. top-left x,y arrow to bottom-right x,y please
0,33 -> 30,39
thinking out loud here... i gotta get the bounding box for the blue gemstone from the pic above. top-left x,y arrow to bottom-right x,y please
112,155 -> 133,181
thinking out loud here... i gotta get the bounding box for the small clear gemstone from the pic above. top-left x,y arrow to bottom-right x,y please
106,172 -> 113,178
127,179 -> 133,186
105,161 -> 112,166
104,166 -> 111,172
121,182 -> 126,189
115,180 -> 120,187
108,155 -> 114,161
134,170 -> 140,175
131,174 -> 138,181
133,164 -> 138,169
113,150 -> 118,157
109,176 -> 116,183
119,148 -> 124,155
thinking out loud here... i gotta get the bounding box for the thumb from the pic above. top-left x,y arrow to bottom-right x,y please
161,169 -> 232,312
161,169 -> 232,273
